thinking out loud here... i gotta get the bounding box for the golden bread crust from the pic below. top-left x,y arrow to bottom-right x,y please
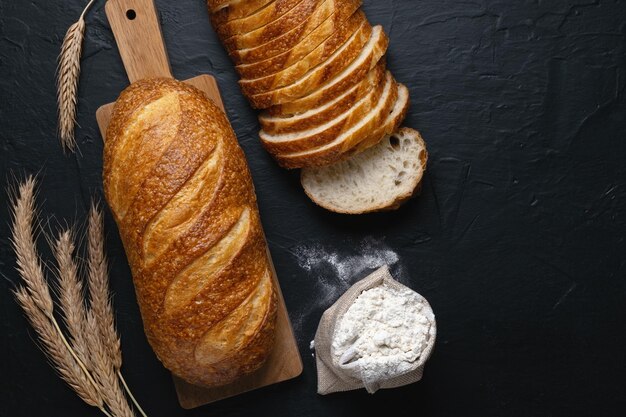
259,64 -> 386,154
221,0 -> 320,51
103,78 -> 276,387
210,0 -> 275,26
258,59 -> 384,133
263,27 -> 387,114
227,0 -> 346,64
235,6 -> 363,80
240,20 -> 371,99
246,22 -> 376,109
206,0 -> 409,170
215,0 -> 306,39
274,73 -> 398,168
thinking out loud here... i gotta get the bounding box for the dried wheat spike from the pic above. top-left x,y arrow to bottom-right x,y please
56,0 -> 96,152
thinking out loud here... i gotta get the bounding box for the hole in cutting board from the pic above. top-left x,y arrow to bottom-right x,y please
126,9 -> 136,20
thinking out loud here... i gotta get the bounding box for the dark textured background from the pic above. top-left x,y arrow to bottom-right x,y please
1,0 -> 625,416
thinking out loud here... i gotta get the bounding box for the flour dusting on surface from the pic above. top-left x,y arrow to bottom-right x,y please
290,238 -> 404,345
293,237 -> 400,284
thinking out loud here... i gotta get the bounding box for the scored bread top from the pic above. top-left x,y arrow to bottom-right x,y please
103,78 -> 276,387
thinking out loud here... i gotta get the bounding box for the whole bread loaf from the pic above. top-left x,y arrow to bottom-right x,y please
103,78 -> 277,387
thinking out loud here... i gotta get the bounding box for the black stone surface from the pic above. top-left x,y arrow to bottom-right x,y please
1,1 -> 625,416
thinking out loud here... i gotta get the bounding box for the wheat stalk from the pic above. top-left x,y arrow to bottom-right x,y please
54,229 -> 134,417
87,203 -> 147,417
14,287 -> 105,410
85,310 -> 135,417
87,205 -> 122,368
56,0 -> 97,152
55,230 -> 92,369
9,177 -> 110,416
10,177 -> 54,317
9,177 -> 145,417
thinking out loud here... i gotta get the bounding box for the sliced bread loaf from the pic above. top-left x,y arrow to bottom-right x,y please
222,0 -> 319,52
263,28 -> 386,114
301,127 -> 428,214
258,59 -> 384,133
215,0 -> 305,39
228,0 -> 343,64
236,7 -> 363,79
208,0 -> 258,13
274,79 -> 402,168
210,0 -> 276,27
259,70 -> 389,154
351,83 -> 410,155
249,25 -> 388,108
240,19 -> 370,97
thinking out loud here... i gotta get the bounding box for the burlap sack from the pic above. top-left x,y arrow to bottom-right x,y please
313,265 -> 436,395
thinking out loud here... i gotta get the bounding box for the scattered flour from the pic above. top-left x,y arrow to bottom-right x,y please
293,237 -> 400,287
331,283 -> 434,393
292,238 -> 406,347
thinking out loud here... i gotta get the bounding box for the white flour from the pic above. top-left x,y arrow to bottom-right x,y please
293,238 -> 399,282
330,283 -> 434,393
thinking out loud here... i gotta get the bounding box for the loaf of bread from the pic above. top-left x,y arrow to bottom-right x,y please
206,0 -> 410,168
102,78 -> 277,387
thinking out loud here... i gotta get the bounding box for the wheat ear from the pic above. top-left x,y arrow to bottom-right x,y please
9,177 -> 111,417
14,288 -> 105,410
56,0 -> 97,152
54,223 -> 134,417
10,177 -> 54,317
54,230 -> 92,369
87,203 -> 148,417
84,309 -> 135,417
86,205 -> 121,368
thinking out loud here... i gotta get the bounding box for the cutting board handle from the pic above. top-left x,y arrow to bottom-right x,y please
105,0 -> 173,82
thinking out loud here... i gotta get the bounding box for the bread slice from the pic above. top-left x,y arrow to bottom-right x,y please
264,29 -> 386,115
273,75 -> 399,168
215,0 -> 305,39
249,25 -> 387,109
351,83 -> 410,155
240,19 -> 371,97
276,82 -> 407,168
236,7 -> 363,80
222,0 -> 319,52
208,0 -> 260,14
258,59 -> 384,134
259,70 -> 389,154
210,0 -> 276,27
228,0 -> 354,64
301,128 -> 427,213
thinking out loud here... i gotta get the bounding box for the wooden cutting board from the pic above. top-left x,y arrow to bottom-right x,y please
95,0 -> 303,409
